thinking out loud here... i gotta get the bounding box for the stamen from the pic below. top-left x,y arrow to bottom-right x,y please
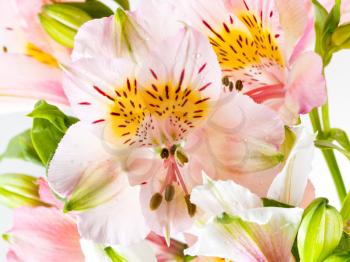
164,184 -> 175,202
184,195 -> 196,217
235,80 -> 243,91
150,193 -> 163,210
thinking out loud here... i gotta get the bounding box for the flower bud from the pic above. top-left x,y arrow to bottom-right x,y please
341,191 -> 350,235
0,174 -> 45,208
298,198 -> 343,262
332,23 -> 350,49
39,4 -> 92,48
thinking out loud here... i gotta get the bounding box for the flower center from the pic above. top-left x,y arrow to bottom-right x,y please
109,74 -> 210,147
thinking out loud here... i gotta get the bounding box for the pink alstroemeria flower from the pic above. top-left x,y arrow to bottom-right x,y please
3,206 -> 84,262
176,0 -> 326,124
0,0 -> 71,112
48,0 -> 285,245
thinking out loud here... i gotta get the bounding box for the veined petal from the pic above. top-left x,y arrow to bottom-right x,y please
267,127 -> 315,206
187,93 -> 284,177
0,54 -> 68,113
77,183 -> 150,245
190,177 -> 262,217
5,207 -> 84,262
72,0 -> 181,62
48,122 -> 112,197
185,207 -> 303,262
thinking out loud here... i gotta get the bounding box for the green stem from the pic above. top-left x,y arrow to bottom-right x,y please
309,105 -> 347,202
322,149 -> 347,201
322,102 -> 331,134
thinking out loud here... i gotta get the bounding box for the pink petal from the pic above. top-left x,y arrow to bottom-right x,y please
286,51 -> 326,114
187,93 -> 284,178
37,177 -> 64,209
0,54 -> 68,112
7,207 -> 84,262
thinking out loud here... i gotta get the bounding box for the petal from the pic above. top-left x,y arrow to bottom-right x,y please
0,54 -> 68,113
48,122 -> 111,197
37,177 -> 64,209
274,0 -> 309,57
190,178 -> 262,217
186,207 -> 303,261
72,1 -> 181,62
77,181 -> 150,245
267,128 -> 315,206
8,207 -> 84,262
286,51 -> 326,115
187,93 -> 284,177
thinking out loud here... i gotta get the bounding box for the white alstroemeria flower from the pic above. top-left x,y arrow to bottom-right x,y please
185,178 -> 303,262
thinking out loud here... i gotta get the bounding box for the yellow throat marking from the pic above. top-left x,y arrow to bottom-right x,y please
207,12 -> 284,71
26,43 -> 58,67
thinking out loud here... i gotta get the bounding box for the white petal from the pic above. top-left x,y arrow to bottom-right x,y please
77,181 -> 150,245
186,207 -> 303,261
48,122 -> 111,197
191,178 -> 262,217
267,127 -> 315,206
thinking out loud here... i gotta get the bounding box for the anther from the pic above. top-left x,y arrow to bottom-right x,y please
235,80 -> 243,91
222,76 -> 230,86
160,148 -> 169,159
229,81 -> 234,92
184,195 -> 196,217
175,149 -> 189,166
164,184 -> 175,202
150,193 -> 163,210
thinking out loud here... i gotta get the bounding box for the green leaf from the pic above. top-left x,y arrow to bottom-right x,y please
315,140 -> 350,160
261,198 -> 295,208
0,130 -> 41,165
329,128 -> 350,152
113,0 -> 130,10
324,252 -> 350,262
104,247 -> 127,262
28,100 -> 78,166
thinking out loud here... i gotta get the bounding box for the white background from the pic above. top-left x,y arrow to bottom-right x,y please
0,1 -> 350,260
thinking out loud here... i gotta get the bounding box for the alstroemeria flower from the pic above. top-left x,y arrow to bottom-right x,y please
48,2 -> 285,244
3,206 -> 85,262
0,0 -> 71,112
185,178 -> 303,261
176,0 -> 326,124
